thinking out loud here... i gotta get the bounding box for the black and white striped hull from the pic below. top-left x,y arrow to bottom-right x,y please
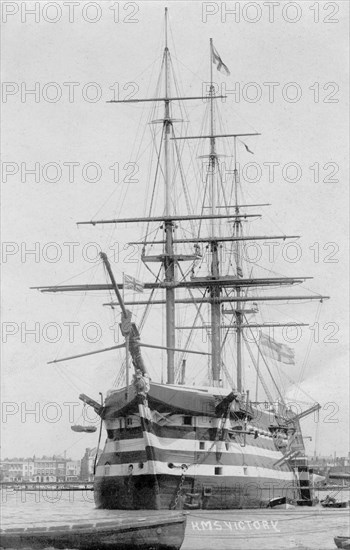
94,393 -> 301,509
94,472 -> 298,510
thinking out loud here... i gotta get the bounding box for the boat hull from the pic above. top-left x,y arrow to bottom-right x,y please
94,383 -> 306,510
94,473 -> 299,510
0,513 -> 186,550
334,536 -> 350,549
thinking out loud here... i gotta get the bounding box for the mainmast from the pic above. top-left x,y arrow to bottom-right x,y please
209,38 -> 221,384
233,136 -> 243,392
163,7 -> 176,384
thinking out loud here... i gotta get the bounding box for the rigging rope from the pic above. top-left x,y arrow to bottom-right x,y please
243,338 -> 273,402
244,319 -> 285,403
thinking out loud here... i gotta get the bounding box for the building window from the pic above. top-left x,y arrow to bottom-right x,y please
104,463 -> 111,475
199,442 -> 205,450
127,418 -> 133,427
214,467 -> 222,475
183,416 -> 192,426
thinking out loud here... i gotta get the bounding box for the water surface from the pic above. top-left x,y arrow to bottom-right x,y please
1,488 -> 349,549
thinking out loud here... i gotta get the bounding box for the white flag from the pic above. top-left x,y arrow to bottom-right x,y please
123,274 -> 144,293
260,333 -> 295,365
211,43 -> 230,76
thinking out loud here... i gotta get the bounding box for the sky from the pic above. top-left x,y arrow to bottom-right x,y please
1,1 -> 349,461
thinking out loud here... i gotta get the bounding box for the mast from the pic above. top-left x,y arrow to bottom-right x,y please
36,11 -> 331,416
233,136 -> 243,392
99,252 -> 148,377
163,7 -> 176,384
209,38 -> 221,384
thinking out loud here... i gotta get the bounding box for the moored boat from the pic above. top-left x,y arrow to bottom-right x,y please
0,512 -> 187,550
334,535 -> 350,549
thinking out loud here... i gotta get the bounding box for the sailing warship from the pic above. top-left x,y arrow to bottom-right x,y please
35,10 -> 329,510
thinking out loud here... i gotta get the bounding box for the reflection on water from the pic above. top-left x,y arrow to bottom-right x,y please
1,489 -> 131,528
1,487 -> 350,528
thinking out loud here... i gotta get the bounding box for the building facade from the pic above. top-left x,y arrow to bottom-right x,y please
80,448 -> 101,481
0,456 -> 81,482
0,458 -> 34,482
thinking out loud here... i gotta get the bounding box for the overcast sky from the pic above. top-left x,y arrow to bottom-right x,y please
1,1 -> 349,460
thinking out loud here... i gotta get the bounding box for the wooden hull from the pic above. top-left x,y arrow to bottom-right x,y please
181,509 -> 350,550
322,501 -> 348,508
94,383 -> 306,510
0,513 -> 186,550
334,536 -> 350,549
94,473 -> 299,510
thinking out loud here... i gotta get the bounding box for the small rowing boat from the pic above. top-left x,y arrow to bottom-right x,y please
0,512 -> 187,549
71,425 -> 97,433
334,535 -> 350,549
322,496 -> 349,508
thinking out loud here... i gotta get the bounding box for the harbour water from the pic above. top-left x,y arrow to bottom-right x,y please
1,488 -> 349,549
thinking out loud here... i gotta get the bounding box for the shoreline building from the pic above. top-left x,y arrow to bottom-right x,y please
0,456 -> 81,482
80,448 -> 102,482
